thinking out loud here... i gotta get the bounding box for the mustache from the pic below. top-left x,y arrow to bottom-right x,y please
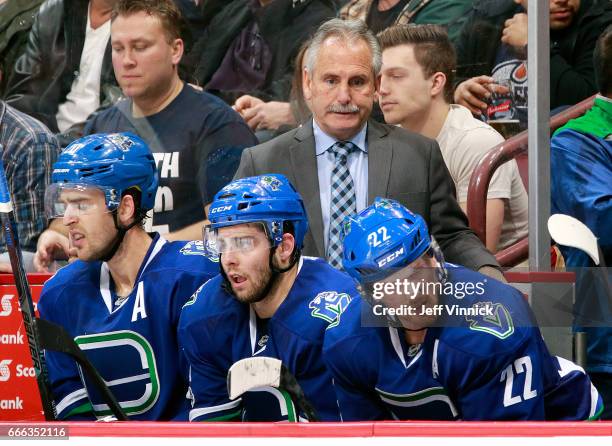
327,103 -> 360,113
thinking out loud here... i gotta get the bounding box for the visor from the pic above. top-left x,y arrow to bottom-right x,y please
44,183 -> 116,219
202,222 -> 273,257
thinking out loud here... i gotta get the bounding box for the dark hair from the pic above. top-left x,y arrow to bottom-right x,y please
594,24 -> 612,96
112,0 -> 183,43
377,24 -> 456,103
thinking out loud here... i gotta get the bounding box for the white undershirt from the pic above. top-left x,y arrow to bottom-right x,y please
56,6 -> 111,132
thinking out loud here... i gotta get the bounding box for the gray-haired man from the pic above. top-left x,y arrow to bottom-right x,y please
234,18 -> 502,280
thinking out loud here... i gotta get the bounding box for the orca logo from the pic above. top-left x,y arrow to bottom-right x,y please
180,240 -> 216,260
0,294 -> 14,317
309,291 -> 352,329
0,359 -> 12,382
75,330 -> 160,416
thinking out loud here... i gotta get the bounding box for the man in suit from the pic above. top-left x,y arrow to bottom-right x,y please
234,18 -> 500,277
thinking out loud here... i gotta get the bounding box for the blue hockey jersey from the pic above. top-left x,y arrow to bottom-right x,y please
37,235 -> 219,420
178,256 -> 359,422
323,264 -> 603,421
551,126 -> 612,373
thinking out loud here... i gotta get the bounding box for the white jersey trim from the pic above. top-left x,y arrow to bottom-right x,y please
389,327 -> 422,370
189,398 -> 241,421
56,387 -> 89,416
99,236 -> 168,314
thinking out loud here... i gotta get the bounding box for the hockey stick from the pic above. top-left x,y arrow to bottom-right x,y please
35,319 -> 128,420
0,152 -> 56,420
0,152 -> 127,421
548,214 -> 612,367
227,356 -> 320,421
548,214 -> 603,266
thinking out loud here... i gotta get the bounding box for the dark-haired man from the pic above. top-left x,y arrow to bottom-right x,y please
378,24 -> 527,253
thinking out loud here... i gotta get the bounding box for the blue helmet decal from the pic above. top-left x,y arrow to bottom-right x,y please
209,174 -> 308,248
342,197 -> 434,283
52,133 -> 158,211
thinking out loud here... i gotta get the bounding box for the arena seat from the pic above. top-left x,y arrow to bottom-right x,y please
466,95 -> 597,267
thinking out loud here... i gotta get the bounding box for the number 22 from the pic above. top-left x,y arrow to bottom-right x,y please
500,356 -> 538,407
367,227 -> 390,247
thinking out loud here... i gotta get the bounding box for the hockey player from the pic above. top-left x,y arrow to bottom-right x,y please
37,133 -> 219,420
178,174 -> 359,421
323,198 -> 603,420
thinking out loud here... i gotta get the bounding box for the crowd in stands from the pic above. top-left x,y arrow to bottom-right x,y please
0,0 -> 610,421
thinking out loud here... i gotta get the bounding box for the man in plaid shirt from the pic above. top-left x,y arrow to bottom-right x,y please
0,100 -> 60,271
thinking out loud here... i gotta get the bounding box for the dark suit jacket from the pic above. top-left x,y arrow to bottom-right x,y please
234,119 -> 498,271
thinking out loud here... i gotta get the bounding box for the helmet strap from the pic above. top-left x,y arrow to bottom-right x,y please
98,209 -> 144,262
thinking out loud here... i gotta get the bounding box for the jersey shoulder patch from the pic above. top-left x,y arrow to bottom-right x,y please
465,301 -> 515,340
179,240 -> 219,262
308,291 -> 352,329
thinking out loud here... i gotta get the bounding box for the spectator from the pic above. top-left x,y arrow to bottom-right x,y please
235,0 -> 474,138
5,0 -> 121,142
194,0 -> 336,137
37,133 -> 219,420
0,0 -> 44,98
288,39 -> 313,127
377,24 -> 528,253
550,25 -> 612,419
33,0 -> 257,272
179,174 -> 359,421
339,0 -> 473,39
235,18 -> 503,281
323,198 -> 603,420
0,100 -> 59,272
454,0 -> 612,121
85,0 -> 257,239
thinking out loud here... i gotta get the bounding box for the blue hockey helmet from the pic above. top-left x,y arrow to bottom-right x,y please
207,174 -> 308,248
49,133 -> 158,213
342,197 -> 444,283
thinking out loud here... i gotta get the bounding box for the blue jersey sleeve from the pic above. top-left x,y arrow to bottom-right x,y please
323,299 -> 389,421
38,286 -> 95,420
178,283 -> 241,421
440,332 -> 547,420
551,130 -> 612,247
545,356 -> 604,420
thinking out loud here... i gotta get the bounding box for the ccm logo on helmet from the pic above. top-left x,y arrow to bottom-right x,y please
377,247 -> 405,268
210,206 -> 232,214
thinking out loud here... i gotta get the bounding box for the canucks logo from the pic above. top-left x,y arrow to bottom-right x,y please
75,331 -> 159,416
108,134 -> 134,151
375,198 -> 397,210
259,176 -> 282,191
466,302 -> 514,339
309,291 -> 352,329
181,240 -> 219,262
183,283 -> 206,308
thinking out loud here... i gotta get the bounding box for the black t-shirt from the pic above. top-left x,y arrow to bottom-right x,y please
366,0 -> 410,34
84,84 -> 257,234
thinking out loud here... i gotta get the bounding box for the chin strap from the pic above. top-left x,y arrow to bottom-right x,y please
99,209 -> 146,262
